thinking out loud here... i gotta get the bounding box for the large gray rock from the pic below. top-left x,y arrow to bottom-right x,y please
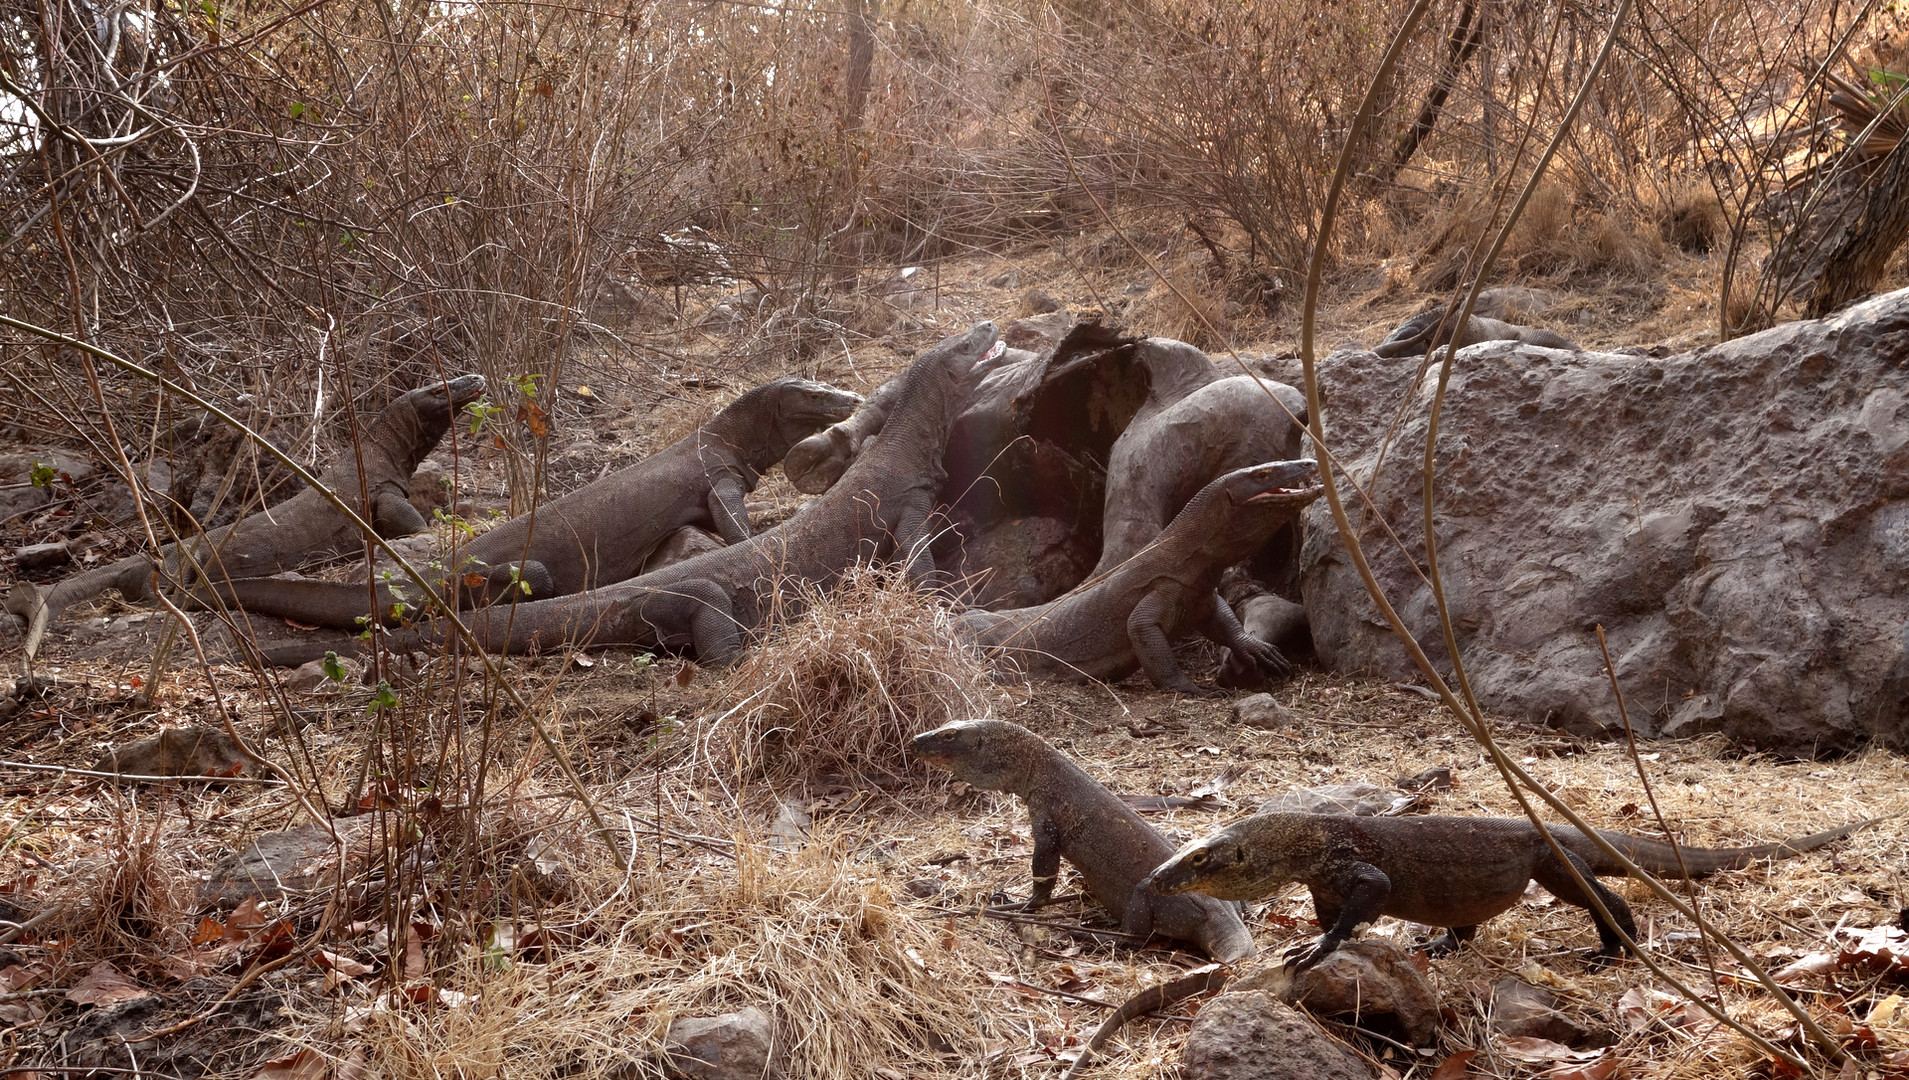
1302,288 -> 1909,751
1181,991 -> 1375,1080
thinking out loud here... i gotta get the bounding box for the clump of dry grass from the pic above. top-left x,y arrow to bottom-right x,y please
699,564 -> 996,783
49,800 -> 195,966
280,824 -> 988,1080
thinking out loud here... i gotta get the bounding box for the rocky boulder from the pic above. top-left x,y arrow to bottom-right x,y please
1301,288 -> 1909,751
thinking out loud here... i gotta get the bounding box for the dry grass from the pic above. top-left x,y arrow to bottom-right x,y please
278,819 -> 989,1080
695,564 -> 999,784
48,799 -> 196,964
6,605 -> 1909,1080
1129,258 -> 1235,350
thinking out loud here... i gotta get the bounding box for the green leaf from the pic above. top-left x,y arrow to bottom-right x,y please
289,101 -> 306,120
465,398 -> 501,434
367,680 -> 399,714
28,461 -> 56,488
321,651 -> 347,683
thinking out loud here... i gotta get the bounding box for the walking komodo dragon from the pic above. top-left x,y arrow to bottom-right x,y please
6,374 -> 486,659
959,459 -> 1324,694
1148,811 -> 1888,968
212,376 -> 861,629
911,719 -> 1255,962
260,323 -> 1003,667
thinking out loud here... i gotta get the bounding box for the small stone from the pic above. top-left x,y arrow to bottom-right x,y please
14,542 -> 70,572
1234,693 -> 1297,730
1488,977 -> 1594,1045
92,726 -> 260,782
1001,310 -> 1075,352
1396,766 -> 1453,793
661,1006 -> 775,1080
199,817 -> 381,908
1018,288 -> 1061,316
283,655 -> 360,694
1181,991 -> 1375,1080
1236,939 -> 1442,1046
902,879 -> 944,899
988,269 -> 1019,288
408,460 -> 447,513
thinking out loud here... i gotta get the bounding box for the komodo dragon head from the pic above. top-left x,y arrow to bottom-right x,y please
1146,815 -> 1312,901
755,376 -> 864,453
911,718 -> 1035,792
377,373 -> 488,472
1207,459 -> 1325,528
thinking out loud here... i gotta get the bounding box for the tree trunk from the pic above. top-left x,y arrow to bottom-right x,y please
1806,133 -> 1909,317
1377,0 -> 1483,184
844,0 -> 874,131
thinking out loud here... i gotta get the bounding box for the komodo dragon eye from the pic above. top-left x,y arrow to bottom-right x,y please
1188,849 -> 1208,867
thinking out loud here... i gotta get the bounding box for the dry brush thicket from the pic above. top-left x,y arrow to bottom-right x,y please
5,1 -> 1909,1078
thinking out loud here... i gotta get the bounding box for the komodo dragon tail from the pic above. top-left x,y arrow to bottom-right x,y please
1574,815 -> 1893,877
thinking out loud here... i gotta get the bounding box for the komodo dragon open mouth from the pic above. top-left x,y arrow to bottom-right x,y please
1246,482 -> 1325,503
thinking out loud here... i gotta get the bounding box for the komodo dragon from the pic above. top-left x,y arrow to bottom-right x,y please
260,323 -> 1002,667
1148,812 -> 1889,968
1091,368 -> 1308,577
911,719 -> 1255,962
959,459 -> 1324,694
5,374 -> 485,658
211,376 -> 861,629
1373,310 -> 1580,359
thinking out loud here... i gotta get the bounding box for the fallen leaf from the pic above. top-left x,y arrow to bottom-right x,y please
315,950 -> 373,977
1773,952 -> 1839,983
252,1048 -> 327,1080
192,916 -> 225,946
1429,1049 -> 1477,1079
66,961 -> 151,1006
226,897 -> 267,941
402,925 -> 426,981
1498,1037 -> 1603,1063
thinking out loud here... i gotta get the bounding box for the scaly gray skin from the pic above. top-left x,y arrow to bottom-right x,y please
784,336 -> 1028,495
5,374 -> 485,659
1373,311 -> 1581,359
783,374 -> 906,495
213,377 -> 861,629
960,460 -> 1324,694
911,719 -> 1255,963
1091,373 -> 1308,578
259,323 -> 1001,667
1149,812 -> 1890,969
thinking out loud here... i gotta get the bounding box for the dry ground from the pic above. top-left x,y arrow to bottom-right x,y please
4,243 -> 1908,1080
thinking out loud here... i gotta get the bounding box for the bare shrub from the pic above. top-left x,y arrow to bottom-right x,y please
699,565 -> 994,784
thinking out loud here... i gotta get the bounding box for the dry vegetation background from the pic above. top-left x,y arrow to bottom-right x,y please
4,0 -> 1909,1078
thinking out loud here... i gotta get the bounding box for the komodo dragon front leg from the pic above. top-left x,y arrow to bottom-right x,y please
706,474 -> 753,545
1127,589 -> 1213,696
1201,593 -> 1292,679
